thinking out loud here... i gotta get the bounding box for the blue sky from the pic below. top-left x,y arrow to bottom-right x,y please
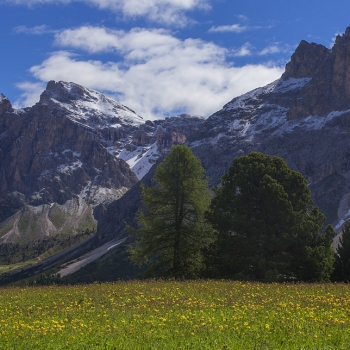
1,0 -> 350,119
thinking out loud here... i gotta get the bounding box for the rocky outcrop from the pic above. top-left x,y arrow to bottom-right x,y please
155,114 -> 205,153
282,40 -> 330,80
116,114 -> 206,179
0,103 -> 137,208
0,94 -> 13,116
281,27 -> 350,120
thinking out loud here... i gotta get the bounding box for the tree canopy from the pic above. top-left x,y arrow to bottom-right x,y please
129,145 -> 213,279
207,152 -> 335,282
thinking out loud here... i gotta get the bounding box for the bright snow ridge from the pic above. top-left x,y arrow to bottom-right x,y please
223,77 -> 311,112
118,142 -> 160,180
48,82 -> 144,128
225,107 -> 349,140
272,77 -> 312,93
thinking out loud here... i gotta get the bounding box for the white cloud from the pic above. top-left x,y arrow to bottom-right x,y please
13,24 -> 56,35
208,24 -> 249,33
232,42 -> 253,57
54,27 -> 178,56
237,14 -> 248,21
6,0 -> 210,25
13,82 -> 46,108
259,43 -> 293,56
16,27 -> 284,119
259,45 -> 281,55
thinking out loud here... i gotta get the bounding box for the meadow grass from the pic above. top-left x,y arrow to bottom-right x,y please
0,280 -> 349,349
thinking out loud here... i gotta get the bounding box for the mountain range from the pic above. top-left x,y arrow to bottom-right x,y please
3,27 -> 350,282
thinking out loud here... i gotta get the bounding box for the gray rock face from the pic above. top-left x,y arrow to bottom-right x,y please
283,28 -> 350,120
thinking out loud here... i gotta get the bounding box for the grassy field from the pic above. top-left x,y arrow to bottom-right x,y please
0,280 -> 350,349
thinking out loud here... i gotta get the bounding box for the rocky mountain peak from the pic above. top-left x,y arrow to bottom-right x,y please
40,80 -> 87,103
282,26 -> 350,120
282,40 -> 329,80
39,80 -> 143,127
334,26 -> 350,45
0,93 -> 13,115
0,80 -> 207,251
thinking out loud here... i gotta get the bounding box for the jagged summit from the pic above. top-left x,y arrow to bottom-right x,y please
334,26 -> 350,45
40,81 -> 144,129
0,93 -> 13,114
282,40 -> 330,80
278,27 -> 350,120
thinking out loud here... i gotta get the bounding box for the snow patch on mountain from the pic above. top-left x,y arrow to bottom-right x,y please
57,161 -> 83,174
193,105 -> 350,149
42,81 -> 144,130
273,77 -> 312,93
249,107 -> 347,137
118,142 -> 160,180
76,181 -> 128,207
223,77 -> 311,112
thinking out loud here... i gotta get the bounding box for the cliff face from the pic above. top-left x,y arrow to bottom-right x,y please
283,28 -> 350,120
0,103 -> 136,207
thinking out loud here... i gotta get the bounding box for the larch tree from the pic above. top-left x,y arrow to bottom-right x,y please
129,145 -> 213,279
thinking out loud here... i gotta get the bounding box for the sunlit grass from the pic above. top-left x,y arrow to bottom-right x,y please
0,259 -> 38,272
0,281 -> 350,349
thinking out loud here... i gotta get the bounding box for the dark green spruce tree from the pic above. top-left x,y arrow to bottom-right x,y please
207,152 -> 335,282
129,145 -> 213,279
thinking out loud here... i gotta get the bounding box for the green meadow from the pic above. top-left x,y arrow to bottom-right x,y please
1,280 -> 350,349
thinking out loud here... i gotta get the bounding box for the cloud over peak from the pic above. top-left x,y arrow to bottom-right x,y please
16,26 -> 284,119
